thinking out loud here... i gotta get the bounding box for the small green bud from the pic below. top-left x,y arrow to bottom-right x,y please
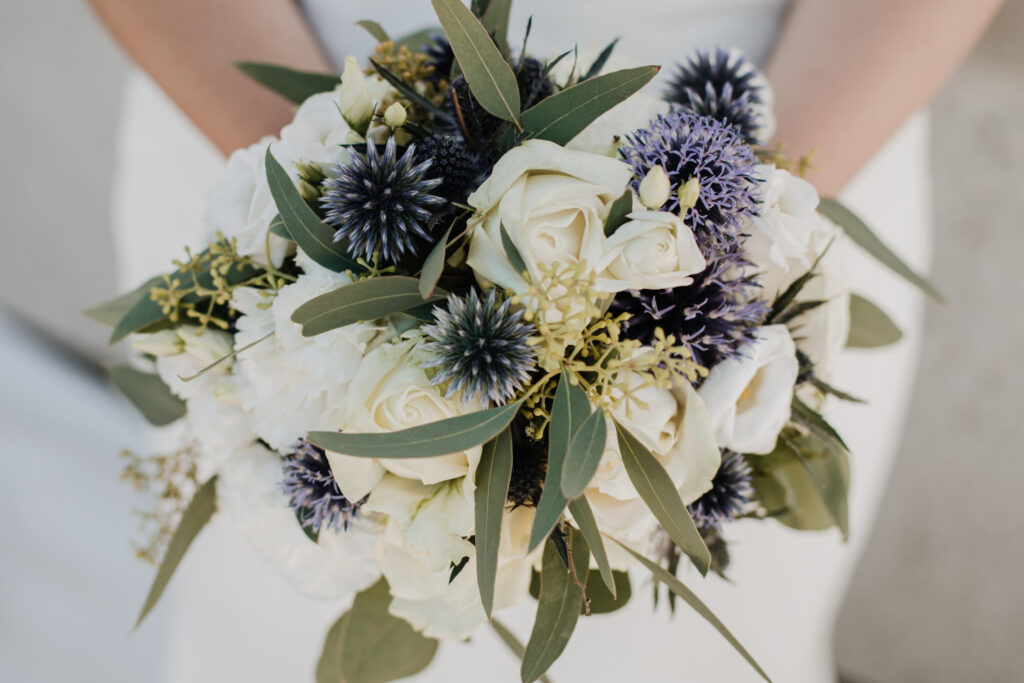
298,179 -> 320,202
638,165 -> 671,209
678,176 -> 701,214
383,101 -> 408,128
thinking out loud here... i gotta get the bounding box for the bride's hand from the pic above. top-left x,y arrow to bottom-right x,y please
767,0 -> 1003,195
87,0 -> 333,155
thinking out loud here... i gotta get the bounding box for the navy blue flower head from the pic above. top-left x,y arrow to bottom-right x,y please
667,47 -> 771,145
415,134 -> 485,202
688,450 -> 753,529
610,252 -> 769,368
321,137 -> 444,266
281,441 -> 365,534
421,33 -> 455,84
421,288 -> 537,406
620,111 -> 760,260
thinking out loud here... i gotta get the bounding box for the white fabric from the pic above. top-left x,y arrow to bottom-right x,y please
106,1 -> 933,681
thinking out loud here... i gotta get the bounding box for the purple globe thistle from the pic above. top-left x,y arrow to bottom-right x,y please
688,450 -> 753,529
281,441 -> 365,534
667,47 -> 770,145
421,288 -> 537,406
321,137 -> 444,266
620,111 -> 760,260
609,253 -> 769,368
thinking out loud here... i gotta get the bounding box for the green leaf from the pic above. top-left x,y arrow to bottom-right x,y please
530,378 -> 589,551
791,395 -> 849,453
818,197 -> 943,302
586,569 -> 630,615
368,59 -> 453,122
236,62 -> 340,105
522,529 -> 589,683
265,148 -> 363,274
560,409 -> 607,499
136,476 -> 217,627
394,27 -> 442,53
85,277 -> 161,328
268,213 -> 290,239
579,38 -> 619,82
291,276 -> 445,337
419,226 -> 453,299
520,66 -> 659,145
491,621 -> 553,683
431,0 -> 522,125
567,497 -> 615,596
355,19 -> 391,44
308,400 -> 523,459
108,287 -> 168,345
108,366 -> 186,426
790,438 -> 850,540
615,542 -> 772,682
615,421 -> 711,576
500,222 -> 528,275
475,428 -> 514,617
847,293 -> 903,348
481,0 -> 512,53
319,578 -> 439,683
603,190 -> 633,236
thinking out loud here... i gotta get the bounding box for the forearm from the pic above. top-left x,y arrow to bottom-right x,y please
87,0 -> 333,155
766,0 -> 1003,195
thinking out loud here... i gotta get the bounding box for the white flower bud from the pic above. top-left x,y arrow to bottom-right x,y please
638,165 -> 671,209
678,176 -> 701,215
132,329 -> 184,357
339,56 -> 373,133
383,101 -> 407,128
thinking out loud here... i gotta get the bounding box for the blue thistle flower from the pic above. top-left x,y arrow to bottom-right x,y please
621,111 -> 760,260
415,134 -> 484,202
421,288 -> 537,406
421,33 -> 455,84
688,450 -> 753,529
321,137 -> 445,266
610,252 -> 769,368
667,47 -> 771,145
281,441 -> 365,534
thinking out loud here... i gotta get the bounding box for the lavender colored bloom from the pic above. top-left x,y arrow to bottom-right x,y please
688,450 -> 753,529
321,136 -> 444,266
620,111 -> 760,260
281,441 -> 365,534
666,47 -> 770,145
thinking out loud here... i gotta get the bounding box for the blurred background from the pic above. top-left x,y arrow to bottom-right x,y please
1,1 -> 1021,681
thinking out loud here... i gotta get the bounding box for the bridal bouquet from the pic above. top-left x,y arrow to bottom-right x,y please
90,1 -> 938,680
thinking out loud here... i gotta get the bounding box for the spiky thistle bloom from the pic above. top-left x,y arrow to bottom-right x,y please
421,33 -> 455,84
421,288 -> 537,406
321,137 -> 444,266
415,134 -> 484,202
688,450 -> 753,529
610,253 -> 769,368
666,47 -> 771,145
620,111 -> 760,260
281,441 -> 365,534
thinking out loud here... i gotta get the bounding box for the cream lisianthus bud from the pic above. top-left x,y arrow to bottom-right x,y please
339,56 -> 373,133
638,165 -> 671,209
384,101 -> 407,128
678,176 -> 701,214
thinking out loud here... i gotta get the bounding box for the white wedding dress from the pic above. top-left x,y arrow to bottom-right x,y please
110,1 -> 933,681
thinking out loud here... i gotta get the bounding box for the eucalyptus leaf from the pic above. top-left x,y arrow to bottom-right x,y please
308,400 -> 522,459
236,62 -> 340,105
530,378 -> 589,550
481,0 -> 512,53
579,38 -> 620,82
291,276 -> 446,337
368,59 -> 453,121
603,190 -> 633,236
431,0 -> 522,125
265,149 -> 363,273
490,621 -> 553,683
419,226 -> 453,299
355,19 -> 390,44
136,476 -> 217,627
789,438 -> 850,540
522,529 -> 589,683
85,277 -> 161,328
615,421 -> 711,576
616,542 -> 772,682
109,366 -> 186,427
819,197 -> 943,302
567,497 -> 615,596
268,214 -> 290,239
559,409 -> 607,499
315,612 -> 348,683
520,66 -> 659,145
500,223 -> 528,275
586,569 -> 631,615
847,293 -> 903,348
791,396 -> 849,452
394,27 -> 443,53
475,428 -> 514,617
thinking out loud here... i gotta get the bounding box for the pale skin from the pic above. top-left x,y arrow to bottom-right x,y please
88,0 -> 1004,195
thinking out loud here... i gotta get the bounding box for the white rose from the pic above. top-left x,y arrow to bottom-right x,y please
597,210 -> 706,291
217,443 -> 381,600
278,88 -> 350,169
698,325 -> 799,455
204,137 -> 291,268
466,140 -> 633,302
